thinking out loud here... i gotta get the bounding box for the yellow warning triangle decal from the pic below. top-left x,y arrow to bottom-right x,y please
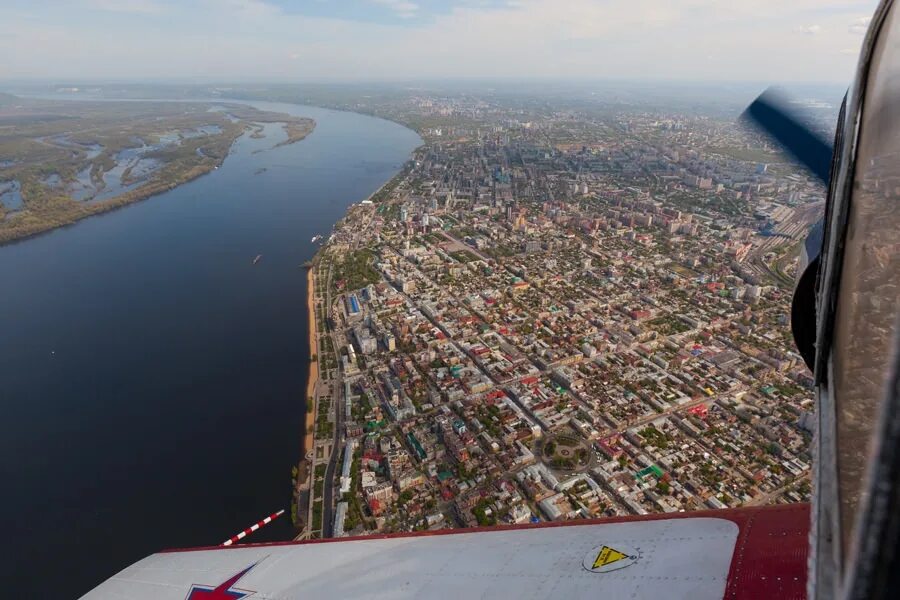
592,545 -> 628,569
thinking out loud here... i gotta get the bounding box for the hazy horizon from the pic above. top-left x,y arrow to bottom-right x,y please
2,0 -> 879,84
0,76 -> 859,87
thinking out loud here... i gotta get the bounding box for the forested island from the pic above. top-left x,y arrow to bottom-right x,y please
0,94 -> 314,244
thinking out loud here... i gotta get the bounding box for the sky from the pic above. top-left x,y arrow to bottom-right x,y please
0,0 -> 881,83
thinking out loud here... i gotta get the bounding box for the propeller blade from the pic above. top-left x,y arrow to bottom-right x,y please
741,89 -> 834,185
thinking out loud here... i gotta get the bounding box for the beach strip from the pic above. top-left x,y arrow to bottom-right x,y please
304,265 -> 318,455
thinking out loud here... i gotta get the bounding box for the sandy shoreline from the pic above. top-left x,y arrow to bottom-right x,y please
303,265 -> 318,455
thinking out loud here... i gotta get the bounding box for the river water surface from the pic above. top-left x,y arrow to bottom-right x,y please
0,101 -> 420,597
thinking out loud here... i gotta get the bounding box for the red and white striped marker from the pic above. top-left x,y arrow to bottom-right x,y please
221,509 -> 285,546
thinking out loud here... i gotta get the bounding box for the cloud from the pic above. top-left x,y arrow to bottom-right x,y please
371,0 -> 420,19
0,0 -> 882,83
85,0 -> 166,13
200,0 -> 282,19
849,16 -> 871,34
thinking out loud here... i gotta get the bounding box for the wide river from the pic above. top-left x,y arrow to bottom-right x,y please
0,101 -> 421,597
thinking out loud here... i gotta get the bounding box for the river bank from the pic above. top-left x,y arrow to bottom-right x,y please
0,159 -> 223,246
304,265 -> 318,456
0,97 -> 316,246
0,98 -> 421,596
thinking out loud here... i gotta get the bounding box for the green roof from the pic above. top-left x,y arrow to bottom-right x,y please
635,464 -> 664,480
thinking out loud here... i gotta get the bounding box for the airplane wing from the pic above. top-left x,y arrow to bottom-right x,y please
82,504 -> 808,599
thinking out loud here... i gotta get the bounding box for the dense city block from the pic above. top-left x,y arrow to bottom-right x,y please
301,90 -> 819,539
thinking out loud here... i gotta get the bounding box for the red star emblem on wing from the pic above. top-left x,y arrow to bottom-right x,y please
186,562 -> 258,599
